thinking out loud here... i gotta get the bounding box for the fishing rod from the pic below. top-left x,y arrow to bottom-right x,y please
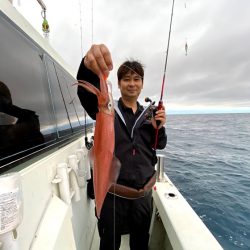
154,0 -> 175,149
78,0 -> 94,150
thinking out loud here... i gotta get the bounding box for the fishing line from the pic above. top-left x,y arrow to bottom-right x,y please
160,0 -> 175,102
63,75 -> 81,126
90,0 -> 95,145
53,63 -> 73,133
153,0 -> 175,149
184,0 -> 188,56
185,39 -> 188,56
91,0 -> 94,44
78,0 -> 93,149
78,0 -> 84,58
113,186 -> 116,250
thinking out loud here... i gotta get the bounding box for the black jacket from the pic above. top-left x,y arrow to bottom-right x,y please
77,59 -> 167,189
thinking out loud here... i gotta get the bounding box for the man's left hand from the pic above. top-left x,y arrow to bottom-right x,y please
151,105 -> 166,129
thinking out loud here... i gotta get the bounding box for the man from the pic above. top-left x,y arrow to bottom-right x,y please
77,44 -> 167,250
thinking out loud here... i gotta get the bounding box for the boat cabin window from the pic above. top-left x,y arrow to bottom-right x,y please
45,57 -> 85,136
0,13 -> 86,171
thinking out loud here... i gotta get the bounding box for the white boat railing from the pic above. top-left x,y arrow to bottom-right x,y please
149,155 -> 223,250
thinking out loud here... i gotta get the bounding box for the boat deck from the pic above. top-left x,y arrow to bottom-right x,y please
90,224 -> 130,250
120,235 -> 130,250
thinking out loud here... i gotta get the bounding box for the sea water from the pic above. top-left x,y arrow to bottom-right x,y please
163,113 -> 250,250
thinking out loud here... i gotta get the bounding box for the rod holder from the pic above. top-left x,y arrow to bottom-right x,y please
156,154 -> 166,182
56,163 -> 71,205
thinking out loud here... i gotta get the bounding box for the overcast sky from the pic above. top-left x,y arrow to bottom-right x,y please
15,0 -> 250,114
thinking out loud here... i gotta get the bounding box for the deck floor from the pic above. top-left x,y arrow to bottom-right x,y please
90,224 -> 130,250
120,235 -> 130,250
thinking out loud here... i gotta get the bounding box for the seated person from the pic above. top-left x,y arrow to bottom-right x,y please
0,81 -> 44,167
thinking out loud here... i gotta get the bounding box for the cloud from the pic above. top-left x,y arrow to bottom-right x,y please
16,0 -> 250,113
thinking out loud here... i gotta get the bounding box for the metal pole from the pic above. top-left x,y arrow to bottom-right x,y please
37,0 -> 46,11
156,154 -> 166,182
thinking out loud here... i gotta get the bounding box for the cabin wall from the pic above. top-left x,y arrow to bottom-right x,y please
2,137 -> 96,250
0,3 -> 90,170
149,204 -> 173,250
0,3 -> 97,249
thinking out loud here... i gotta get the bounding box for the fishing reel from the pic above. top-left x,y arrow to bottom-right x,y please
145,97 -> 155,105
145,97 -> 162,127
85,136 -> 94,150
144,97 -> 156,121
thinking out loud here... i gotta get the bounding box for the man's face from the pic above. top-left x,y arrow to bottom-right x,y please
118,72 -> 143,100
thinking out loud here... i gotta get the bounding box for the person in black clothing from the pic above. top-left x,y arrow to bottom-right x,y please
0,81 -> 44,167
77,44 -> 167,250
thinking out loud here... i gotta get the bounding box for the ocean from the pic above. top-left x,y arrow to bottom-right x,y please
163,113 -> 250,250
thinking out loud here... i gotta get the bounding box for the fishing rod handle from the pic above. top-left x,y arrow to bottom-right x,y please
155,100 -> 163,127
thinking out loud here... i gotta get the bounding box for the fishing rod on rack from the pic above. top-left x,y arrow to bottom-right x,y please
78,0 -> 94,150
153,0 -> 175,149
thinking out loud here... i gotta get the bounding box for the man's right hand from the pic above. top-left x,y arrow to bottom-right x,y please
84,44 -> 113,77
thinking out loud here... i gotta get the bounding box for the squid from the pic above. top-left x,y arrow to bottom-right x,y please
77,76 -> 121,218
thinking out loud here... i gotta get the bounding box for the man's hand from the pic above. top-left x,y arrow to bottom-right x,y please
84,44 -> 113,77
151,105 -> 166,129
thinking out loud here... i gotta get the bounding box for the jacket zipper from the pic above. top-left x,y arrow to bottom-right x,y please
132,147 -> 136,155
114,101 -> 152,157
